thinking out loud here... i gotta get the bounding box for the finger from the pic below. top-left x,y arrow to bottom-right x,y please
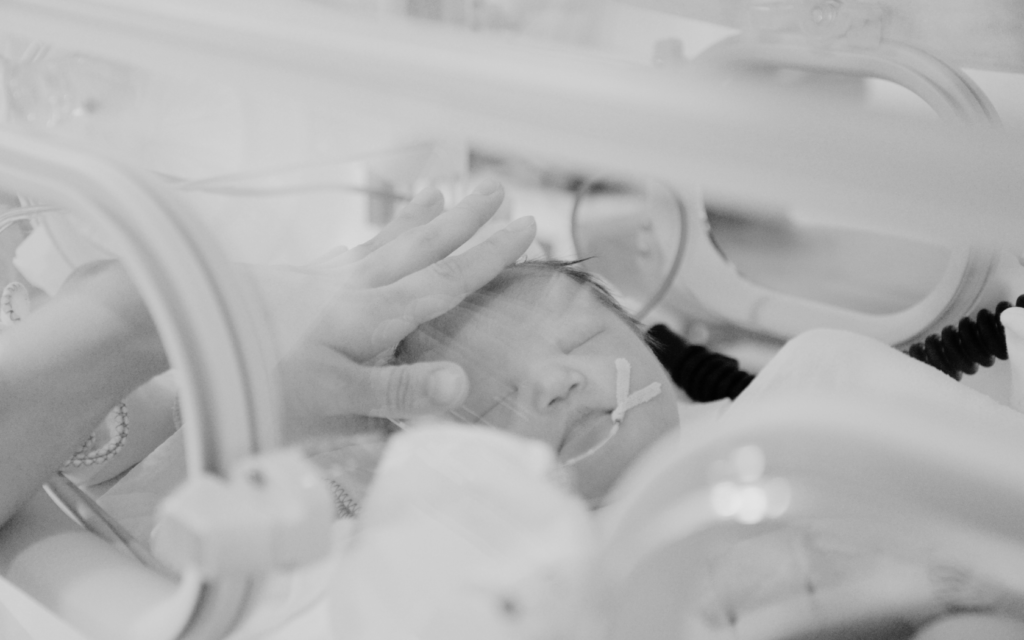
366,215 -> 536,353
361,361 -> 469,418
307,187 -> 445,269
355,178 -> 505,287
306,354 -> 470,418
303,244 -> 350,268
349,187 -> 445,259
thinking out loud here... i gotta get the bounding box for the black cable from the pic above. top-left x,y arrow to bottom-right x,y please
905,295 -> 1024,380
647,324 -> 754,402
648,294 -> 1024,401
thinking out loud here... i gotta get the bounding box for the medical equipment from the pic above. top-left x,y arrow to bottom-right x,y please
43,472 -> 174,578
907,296 -> 1024,380
647,290 -> 1024,406
570,4 -> 1008,349
0,129 -> 280,640
0,1 -> 1023,639
562,358 -> 663,466
648,323 -> 756,401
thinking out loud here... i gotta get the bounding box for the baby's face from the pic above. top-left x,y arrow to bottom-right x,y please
401,271 -> 678,502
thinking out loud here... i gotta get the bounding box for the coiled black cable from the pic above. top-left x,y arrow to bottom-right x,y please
647,324 -> 754,401
649,295 -> 1024,402
641,302 -> 1024,632
905,295 -> 1024,380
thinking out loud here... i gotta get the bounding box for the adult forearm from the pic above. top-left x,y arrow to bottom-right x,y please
0,262 -> 168,526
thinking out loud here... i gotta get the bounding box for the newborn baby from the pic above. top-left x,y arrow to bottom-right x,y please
96,259 -> 676,539
394,259 -> 681,503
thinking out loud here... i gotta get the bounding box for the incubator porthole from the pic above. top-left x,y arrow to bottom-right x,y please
570,177 -> 687,319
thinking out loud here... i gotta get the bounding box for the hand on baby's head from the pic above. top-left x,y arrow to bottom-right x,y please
394,260 -> 678,502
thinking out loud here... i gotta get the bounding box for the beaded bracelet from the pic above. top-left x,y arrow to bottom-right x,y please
301,436 -> 367,519
327,478 -> 361,519
63,401 -> 129,467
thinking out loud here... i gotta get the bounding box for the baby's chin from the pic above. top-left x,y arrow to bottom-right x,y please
570,397 -> 678,505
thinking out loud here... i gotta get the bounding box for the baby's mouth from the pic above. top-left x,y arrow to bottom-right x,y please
558,408 -> 614,459
559,358 -> 662,466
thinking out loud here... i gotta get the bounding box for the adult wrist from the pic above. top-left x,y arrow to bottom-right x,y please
68,261 -> 170,381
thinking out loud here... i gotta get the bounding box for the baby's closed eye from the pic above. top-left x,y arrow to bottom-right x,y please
557,320 -> 604,353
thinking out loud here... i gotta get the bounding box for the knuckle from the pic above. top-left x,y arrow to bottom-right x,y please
378,287 -> 407,315
383,369 -> 415,413
431,257 -> 467,288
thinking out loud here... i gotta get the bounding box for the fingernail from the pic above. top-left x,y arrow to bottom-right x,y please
411,187 -> 442,206
472,178 -> 501,196
429,366 -> 468,406
505,215 -> 535,233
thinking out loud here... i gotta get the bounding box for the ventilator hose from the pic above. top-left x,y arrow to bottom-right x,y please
905,295 -> 1024,380
647,324 -> 754,402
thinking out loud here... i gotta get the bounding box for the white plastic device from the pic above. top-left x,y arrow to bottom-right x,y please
573,1 -> 1003,345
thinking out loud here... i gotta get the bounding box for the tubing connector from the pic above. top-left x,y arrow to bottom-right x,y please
152,448 -> 334,578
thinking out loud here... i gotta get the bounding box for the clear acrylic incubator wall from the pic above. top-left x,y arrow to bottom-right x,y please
0,1 -> 1024,640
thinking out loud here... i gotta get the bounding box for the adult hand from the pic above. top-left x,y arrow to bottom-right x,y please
257,179 -> 535,434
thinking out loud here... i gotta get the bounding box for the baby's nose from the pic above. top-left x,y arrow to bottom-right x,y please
529,364 -> 586,413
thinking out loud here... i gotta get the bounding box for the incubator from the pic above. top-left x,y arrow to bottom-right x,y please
0,1 -> 1023,639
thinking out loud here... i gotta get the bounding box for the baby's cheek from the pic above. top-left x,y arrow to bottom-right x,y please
579,398 -> 676,501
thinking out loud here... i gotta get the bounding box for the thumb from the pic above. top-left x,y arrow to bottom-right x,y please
336,360 -> 469,419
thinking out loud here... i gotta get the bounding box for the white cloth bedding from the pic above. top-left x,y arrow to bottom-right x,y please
599,329 -> 1024,639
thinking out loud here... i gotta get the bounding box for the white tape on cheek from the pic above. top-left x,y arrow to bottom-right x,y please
562,358 -> 663,467
611,358 -> 662,425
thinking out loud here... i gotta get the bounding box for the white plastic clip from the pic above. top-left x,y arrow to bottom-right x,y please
563,358 -> 661,465
151,447 -> 334,577
610,358 -> 662,425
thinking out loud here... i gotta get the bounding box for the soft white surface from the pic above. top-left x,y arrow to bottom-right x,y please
329,424 -> 599,640
0,575 -> 88,640
597,328 -> 1024,638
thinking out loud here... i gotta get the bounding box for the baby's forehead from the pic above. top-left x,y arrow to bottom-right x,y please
402,270 -> 603,356
448,270 -> 595,334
